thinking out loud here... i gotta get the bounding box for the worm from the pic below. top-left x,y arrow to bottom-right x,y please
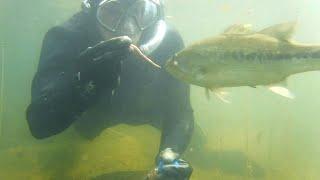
129,44 -> 161,69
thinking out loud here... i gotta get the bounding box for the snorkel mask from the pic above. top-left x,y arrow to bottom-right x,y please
82,0 -> 167,55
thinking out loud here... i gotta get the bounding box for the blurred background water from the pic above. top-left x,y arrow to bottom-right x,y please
1,0 -> 320,179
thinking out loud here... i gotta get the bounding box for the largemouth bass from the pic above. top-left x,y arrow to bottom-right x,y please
165,22 -> 320,101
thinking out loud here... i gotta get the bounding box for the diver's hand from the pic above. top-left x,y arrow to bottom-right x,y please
146,148 -> 193,180
75,36 -> 132,87
77,36 -> 132,73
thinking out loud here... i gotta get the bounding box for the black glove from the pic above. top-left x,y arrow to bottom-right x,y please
146,148 -> 193,180
76,36 -> 132,88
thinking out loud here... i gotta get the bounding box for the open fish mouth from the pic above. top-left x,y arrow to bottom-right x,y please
165,60 -> 186,77
165,64 -> 198,85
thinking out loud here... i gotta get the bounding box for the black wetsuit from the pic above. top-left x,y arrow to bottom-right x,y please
26,11 -> 194,154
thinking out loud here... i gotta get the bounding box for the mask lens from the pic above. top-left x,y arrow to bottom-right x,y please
96,1 -> 125,31
118,17 -> 140,36
97,0 -> 160,34
129,0 -> 159,30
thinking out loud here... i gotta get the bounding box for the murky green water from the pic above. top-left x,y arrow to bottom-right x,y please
1,0 -> 320,179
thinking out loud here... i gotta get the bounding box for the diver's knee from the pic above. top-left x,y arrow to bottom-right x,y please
28,122 -> 60,139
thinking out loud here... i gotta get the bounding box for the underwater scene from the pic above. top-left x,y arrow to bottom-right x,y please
1,0 -> 320,179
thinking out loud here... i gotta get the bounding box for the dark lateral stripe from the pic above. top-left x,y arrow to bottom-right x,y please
210,51 -> 320,61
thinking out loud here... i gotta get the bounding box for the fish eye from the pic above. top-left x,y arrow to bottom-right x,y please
173,60 -> 179,66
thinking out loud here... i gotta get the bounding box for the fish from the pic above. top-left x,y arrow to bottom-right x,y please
165,22 -> 320,101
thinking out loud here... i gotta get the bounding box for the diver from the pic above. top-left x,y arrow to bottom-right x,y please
26,0 -> 194,179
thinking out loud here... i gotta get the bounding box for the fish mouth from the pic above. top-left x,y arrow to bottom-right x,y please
165,61 -> 189,81
164,59 -> 175,73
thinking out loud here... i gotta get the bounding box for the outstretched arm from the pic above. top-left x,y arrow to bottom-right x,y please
150,25 -> 194,155
145,25 -> 195,179
159,76 -> 194,154
150,62 -> 194,180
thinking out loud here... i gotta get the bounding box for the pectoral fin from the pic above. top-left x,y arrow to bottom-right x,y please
212,88 -> 231,103
205,88 -> 211,100
267,85 -> 295,99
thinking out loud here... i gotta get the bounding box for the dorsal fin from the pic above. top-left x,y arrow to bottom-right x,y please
223,24 -> 253,35
259,22 -> 297,41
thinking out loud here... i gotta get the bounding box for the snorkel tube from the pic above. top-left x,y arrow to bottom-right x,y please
139,0 -> 167,55
139,19 -> 167,55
